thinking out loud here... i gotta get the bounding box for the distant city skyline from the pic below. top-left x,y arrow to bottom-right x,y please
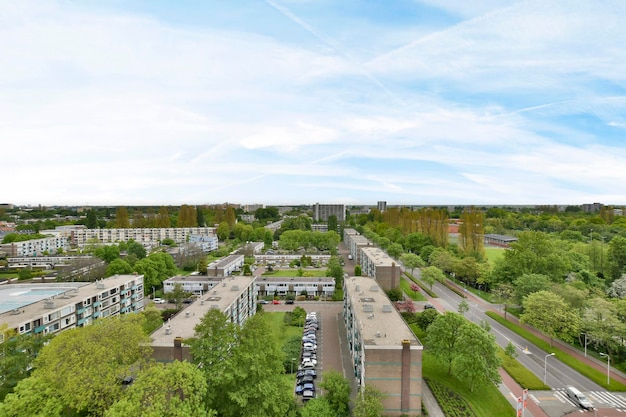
3,1 -> 626,206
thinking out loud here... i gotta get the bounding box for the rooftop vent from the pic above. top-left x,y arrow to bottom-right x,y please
376,331 -> 381,338
363,304 -> 374,313
370,285 -> 379,292
355,285 -> 361,291
231,285 -> 240,291
382,304 -> 393,313
96,282 -> 106,289
44,300 -> 56,309
368,314 -> 375,319
10,309 -> 21,315
211,304 -> 220,310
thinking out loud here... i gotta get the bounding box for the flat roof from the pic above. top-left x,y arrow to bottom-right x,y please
0,274 -> 142,327
209,254 -> 244,269
360,247 -> 397,267
165,275 -> 222,284
256,276 -> 334,283
345,276 -> 419,347
150,275 -> 256,347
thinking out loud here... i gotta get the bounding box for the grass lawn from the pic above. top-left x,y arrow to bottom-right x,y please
400,278 -> 427,301
423,351 -> 515,417
484,247 -> 505,266
262,269 -> 328,277
261,311 -> 303,344
408,324 -> 515,417
0,272 -> 19,279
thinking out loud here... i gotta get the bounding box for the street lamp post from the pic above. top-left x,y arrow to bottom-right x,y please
544,353 -> 555,384
600,353 -> 611,386
291,358 -> 296,374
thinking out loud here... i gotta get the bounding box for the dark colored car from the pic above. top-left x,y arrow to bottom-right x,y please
285,299 -> 294,304
295,385 -> 304,395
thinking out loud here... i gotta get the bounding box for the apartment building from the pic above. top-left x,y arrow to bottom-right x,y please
343,276 -> 422,416
377,201 -> 387,213
70,227 -> 217,248
312,203 -> 346,222
0,274 -> 144,340
256,276 -> 335,299
151,275 -> 257,362
206,254 -> 245,277
343,228 -> 373,264
188,234 -> 219,253
360,246 -> 402,291
0,236 -> 69,257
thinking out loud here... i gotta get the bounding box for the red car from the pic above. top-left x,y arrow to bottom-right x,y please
272,299 -> 280,305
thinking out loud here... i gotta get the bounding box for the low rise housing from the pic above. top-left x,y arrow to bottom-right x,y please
206,254 -> 244,277
256,276 -> 335,298
188,234 -> 219,253
0,274 -> 144,341
163,275 -> 223,295
343,276 -> 422,416
151,275 -> 257,362
255,254 -> 331,267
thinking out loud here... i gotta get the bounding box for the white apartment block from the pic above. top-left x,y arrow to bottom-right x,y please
0,236 -> 70,257
343,228 -> 374,264
312,203 -> 346,222
0,274 -> 145,340
188,234 -> 219,253
70,227 -> 217,248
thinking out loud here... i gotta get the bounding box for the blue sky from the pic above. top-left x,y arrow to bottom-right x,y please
2,0 -> 626,207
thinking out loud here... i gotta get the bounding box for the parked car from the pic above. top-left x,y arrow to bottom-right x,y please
285,299 -> 294,304
424,304 -> 436,310
303,369 -> 317,378
566,386 -> 593,410
152,298 -> 165,304
302,390 -> 315,401
295,385 -> 304,395
302,382 -> 315,392
259,300 -> 269,304
297,375 -> 314,384
272,300 -> 280,305
301,361 -> 315,369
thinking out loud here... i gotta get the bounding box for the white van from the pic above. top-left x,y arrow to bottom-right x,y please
565,386 -> 593,410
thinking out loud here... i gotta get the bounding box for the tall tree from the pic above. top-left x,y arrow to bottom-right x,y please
520,290 -> 581,346
425,311 -> 467,374
115,207 -> 130,228
454,321 -> 502,391
400,253 -> 425,276
85,209 -> 98,229
0,333 -> 50,401
156,206 -> 171,228
421,265 -> 445,290
327,214 -> 338,233
458,206 -> 485,258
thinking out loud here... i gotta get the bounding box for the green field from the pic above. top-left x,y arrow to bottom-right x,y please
484,247 -> 505,266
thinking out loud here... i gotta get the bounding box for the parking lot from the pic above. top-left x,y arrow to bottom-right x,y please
262,301 -> 350,397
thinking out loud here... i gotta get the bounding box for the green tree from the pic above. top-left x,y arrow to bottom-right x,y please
105,361 -> 215,417
458,299 -> 469,315
454,321 -> 501,391
5,315 -> 150,416
425,311 -> 467,374
327,214 -> 338,233
513,274 -> 552,304
217,221 -> 230,241
504,341 -> 518,362
216,314 -> 294,417
127,240 -> 147,259
301,398 -> 336,417
520,290 -> 581,346
458,206 -> 485,258
354,264 -> 362,276
415,308 -> 439,330
326,255 -> 344,281
105,258 -> 133,277
608,236 -> 626,279
386,242 -> 404,259
86,209 -> 98,229
0,373 -> 65,417
156,206 -> 171,228
581,297 -> 624,357
492,282 -> 515,319
189,310 -> 238,408
0,333 -> 50,401
166,283 -> 192,309
319,371 -> 351,417
353,385 -> 385,417
400,252 -> 425,276
421,265 -> 445,290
